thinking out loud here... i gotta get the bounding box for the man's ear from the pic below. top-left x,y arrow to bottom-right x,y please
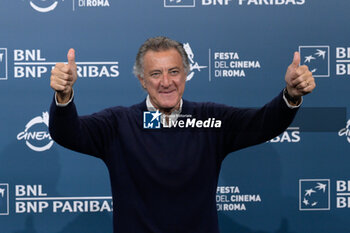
138,75 -> 146,89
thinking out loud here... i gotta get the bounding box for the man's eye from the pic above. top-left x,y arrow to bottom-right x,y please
151,73 -> 160,78
170,70 -> 179,76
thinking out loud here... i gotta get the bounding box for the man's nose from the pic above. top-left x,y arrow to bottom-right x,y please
161,73 -> 170,87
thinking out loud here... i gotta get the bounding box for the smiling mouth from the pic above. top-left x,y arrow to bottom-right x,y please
160,90 -> 176,94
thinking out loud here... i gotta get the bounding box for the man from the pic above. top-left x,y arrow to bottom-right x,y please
49,37 -> 315,233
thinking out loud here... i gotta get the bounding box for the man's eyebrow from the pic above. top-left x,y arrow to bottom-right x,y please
148,69 -> 162,73
148,67 -> 180,74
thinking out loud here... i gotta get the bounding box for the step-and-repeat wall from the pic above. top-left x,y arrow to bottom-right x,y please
1,0 -> 349,232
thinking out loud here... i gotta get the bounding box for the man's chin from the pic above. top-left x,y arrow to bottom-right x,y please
158,101 -> 179,112
150,96 -> 181,112
159,104 -> 177,111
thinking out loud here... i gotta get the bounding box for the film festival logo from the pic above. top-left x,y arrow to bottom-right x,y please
17,112 -> 54,152
164,0 -> 196,7
299,46 -> 330,77
27,0 -> 110,13
0,184 -> 9,215
338,119 -> 350,143
28,0 -> 63,13
0,48 -> 8,80
183,43 -> 208,81
299,179 -> 330,211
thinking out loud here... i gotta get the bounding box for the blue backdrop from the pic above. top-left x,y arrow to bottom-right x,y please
1,0 -> 350,232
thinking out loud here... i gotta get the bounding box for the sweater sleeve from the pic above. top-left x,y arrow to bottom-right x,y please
49,96 -> 117,159
218,90 -> 299,158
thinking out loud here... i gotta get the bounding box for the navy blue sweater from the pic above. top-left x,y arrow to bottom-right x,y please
49,91 -> 298,233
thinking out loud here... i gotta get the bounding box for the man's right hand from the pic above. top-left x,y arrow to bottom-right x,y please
50,48 -> 77,104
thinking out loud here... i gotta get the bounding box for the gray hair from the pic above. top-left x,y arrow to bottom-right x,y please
133,36 -> 190,78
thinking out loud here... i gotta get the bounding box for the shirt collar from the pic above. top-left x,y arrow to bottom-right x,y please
146,95 -> 183,113
146,95 -> 183,127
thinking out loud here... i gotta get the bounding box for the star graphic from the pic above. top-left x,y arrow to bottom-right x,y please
315,183 -> 327,193
304,55 -> 316,63
311,202 -> 318,207
305,188 -> 316,197
151,110 -> 162,122
315,49 -> 326,59
303,198 -> 309,206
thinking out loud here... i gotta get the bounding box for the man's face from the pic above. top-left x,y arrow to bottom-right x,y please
139,48 -> 186,112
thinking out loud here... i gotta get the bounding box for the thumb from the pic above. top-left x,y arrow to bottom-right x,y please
67,48 -> 76,66
291,51 -> 300,68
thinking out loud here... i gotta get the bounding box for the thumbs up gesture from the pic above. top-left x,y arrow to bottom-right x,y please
284,52 -> 316,102
50,48 -> 78,104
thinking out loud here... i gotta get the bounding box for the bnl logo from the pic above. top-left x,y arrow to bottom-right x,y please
299,46 -> 330,77
0,48 -> 8,80
0,184 -> 9,215
143,111 -> 162,129
299,179 -> 330,211
164,0 -> 195,7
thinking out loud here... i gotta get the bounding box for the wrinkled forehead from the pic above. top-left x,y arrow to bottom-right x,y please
143,48 -> 182,59
143,49 -> 183,68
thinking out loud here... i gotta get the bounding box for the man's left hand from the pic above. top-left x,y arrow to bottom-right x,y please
285,51 -> 316,101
